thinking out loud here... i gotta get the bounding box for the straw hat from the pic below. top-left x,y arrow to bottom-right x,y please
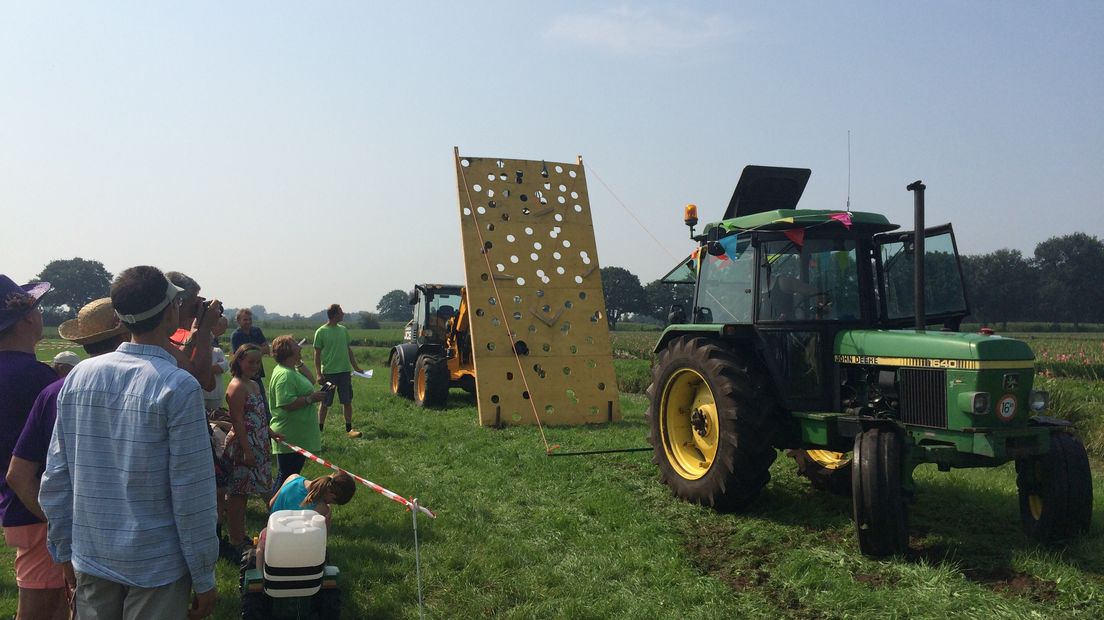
58,298 -> 129,345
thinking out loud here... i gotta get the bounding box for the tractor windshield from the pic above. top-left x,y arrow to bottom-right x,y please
878,228 -> 969,321
413,287 -> 463,342
426,290 -> 462,333
757,238 -> 860,321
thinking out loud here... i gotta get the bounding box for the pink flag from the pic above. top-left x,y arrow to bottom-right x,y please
830,212 -> 852,229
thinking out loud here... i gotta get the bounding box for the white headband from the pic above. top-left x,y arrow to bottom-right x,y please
116,278 -> 185,324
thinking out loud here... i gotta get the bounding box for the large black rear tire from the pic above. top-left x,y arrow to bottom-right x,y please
852,427 -> 909,557
789,449 -> 853,496
645,336 -> 778,510
414,354 -> 449,408
390,353 -> 414,399
1016,432 -> 1093,542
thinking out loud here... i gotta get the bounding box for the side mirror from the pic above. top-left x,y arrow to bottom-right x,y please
408,290 -> 420,305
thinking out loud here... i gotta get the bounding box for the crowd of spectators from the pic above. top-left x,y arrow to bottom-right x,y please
0,268 -> 363,619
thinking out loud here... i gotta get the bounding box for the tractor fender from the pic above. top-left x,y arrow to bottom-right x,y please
390,343 -> 420,370
652,324 -> 756,355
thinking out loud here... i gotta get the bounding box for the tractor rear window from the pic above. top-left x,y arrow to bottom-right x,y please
757,239 -> 860,321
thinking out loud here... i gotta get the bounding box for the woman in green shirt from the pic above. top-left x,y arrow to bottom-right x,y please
268,335 -> 327,491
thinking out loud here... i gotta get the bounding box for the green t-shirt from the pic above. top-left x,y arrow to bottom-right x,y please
313,323 -> 351,374
268,363 -> 321,454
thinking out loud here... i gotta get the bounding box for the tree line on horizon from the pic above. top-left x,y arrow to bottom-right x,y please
28,232 -> 1104,333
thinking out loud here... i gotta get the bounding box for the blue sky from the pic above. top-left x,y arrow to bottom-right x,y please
2,2 -> 1101,315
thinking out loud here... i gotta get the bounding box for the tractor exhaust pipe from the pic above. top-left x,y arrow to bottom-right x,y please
907,180 -> 926,332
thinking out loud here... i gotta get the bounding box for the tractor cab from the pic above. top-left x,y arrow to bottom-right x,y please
662,166 -> 971,413
406,284 -> 464,347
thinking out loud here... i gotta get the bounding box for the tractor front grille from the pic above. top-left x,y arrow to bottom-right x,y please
898,368 -> 947,428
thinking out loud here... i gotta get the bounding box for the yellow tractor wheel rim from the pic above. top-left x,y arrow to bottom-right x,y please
1029,461 -> 1044,521
390,361 -> 401,393
415,366 -> 427,402
805,450 -> 852,470
660,368 -> 719,480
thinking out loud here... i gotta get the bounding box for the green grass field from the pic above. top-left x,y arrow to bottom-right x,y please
4,333 -> 1104,618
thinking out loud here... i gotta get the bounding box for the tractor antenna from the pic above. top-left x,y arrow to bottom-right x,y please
846,130 -> 852,211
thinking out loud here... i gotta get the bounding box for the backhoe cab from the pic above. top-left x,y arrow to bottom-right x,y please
648,165 -> 1091,557
388,284 -> 476,407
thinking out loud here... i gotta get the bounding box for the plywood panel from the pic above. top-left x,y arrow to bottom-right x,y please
454,151 -> 622,426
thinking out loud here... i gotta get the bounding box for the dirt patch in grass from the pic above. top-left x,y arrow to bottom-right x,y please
961,566 -> 1059,602
853,572 -> 899,588
683,528 -> 772,592
680,525 -> 833,619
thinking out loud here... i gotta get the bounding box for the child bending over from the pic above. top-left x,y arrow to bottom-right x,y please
255,471 -> 356,568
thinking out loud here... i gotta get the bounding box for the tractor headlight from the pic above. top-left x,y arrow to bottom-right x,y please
959,391 -> 990,415
1029,390 -> 1048,412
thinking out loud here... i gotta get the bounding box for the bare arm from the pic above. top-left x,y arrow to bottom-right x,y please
225,379 -> 254,466
184,299 -> 224,391
315,501 -> 333,529
313,347 -> 323,383
297,362 -> 316,385
348,346 -> 362,374
6,456 -> 47,521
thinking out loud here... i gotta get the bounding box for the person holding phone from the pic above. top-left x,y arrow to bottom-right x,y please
165,271 -> 222,392
267,335 -> 328,492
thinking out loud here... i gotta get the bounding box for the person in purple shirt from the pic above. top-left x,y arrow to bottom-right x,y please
0,274 -> 58,620
6,297 -> 129,619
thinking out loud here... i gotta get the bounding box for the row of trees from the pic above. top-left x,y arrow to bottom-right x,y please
28,258 -> 379,327
26,232 -> 1103,331
961,232 -> 1104,328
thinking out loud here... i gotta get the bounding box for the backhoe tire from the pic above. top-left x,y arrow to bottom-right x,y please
852,427 -> 909,557
646,336 -> 778,511
1016,432 -> 1092,542
390,354 -> 414,399
789,449 -> 853,496
414,354 -> 449,408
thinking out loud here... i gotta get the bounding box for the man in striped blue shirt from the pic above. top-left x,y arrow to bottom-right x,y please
40,266 -> 218,619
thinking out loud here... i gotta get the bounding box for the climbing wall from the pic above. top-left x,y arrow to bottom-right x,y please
454,150 -> 622,426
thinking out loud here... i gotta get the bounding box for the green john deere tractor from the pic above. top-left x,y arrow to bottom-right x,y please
648,165 -> 1093,556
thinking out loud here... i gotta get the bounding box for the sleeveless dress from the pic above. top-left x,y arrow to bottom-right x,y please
225,389 -> 273,495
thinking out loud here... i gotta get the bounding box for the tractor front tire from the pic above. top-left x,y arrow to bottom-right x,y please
789,449 -> 853,496
645,336 -> 778,511
852,427 -> 909,557
1016,432 -> 1093,542
391,354 -> 414,399
415,354 -> 449,408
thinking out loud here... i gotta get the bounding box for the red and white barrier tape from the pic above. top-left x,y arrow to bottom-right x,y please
277,438 -> 437,519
